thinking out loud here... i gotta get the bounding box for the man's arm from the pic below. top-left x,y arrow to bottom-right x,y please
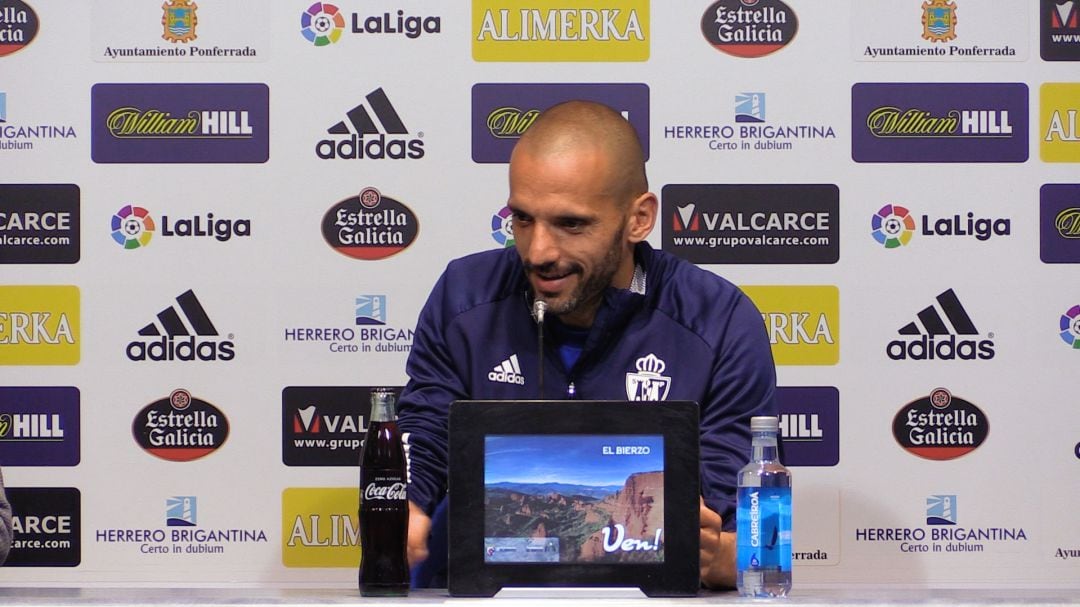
699,499 -> 736,588
406,500 -> 431,567
396,269 -> 469,560
0,468 -> 12,565
699,291 -> 777,589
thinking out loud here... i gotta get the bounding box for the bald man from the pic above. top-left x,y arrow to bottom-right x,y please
396,101 -> 776,589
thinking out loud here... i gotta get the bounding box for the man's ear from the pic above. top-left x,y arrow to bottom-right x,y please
626,191 -> 657,243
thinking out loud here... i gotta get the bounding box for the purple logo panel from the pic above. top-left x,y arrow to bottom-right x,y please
0,387 -> 80,466
851,83 -> 1028,163
1041,184 -> 1080,263
91,83 -> 269,163
472,83 -> 650,163
776,386 -> 839,467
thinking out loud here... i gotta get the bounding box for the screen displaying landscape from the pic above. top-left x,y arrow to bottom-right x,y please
484,434 -> 665,564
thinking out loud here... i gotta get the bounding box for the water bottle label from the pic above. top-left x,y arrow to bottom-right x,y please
736,487 -> 792,572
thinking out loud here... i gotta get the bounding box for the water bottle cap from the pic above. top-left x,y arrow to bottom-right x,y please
750,416 -> 779,433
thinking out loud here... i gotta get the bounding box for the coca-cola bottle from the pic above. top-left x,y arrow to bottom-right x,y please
358,388 -> 409,596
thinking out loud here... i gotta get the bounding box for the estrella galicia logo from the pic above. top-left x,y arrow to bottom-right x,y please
1042,0 -> 1080,61
283,386 -> 401,466
5,487 -> 81,567
893,388 -> 989,460
491,206 -> 514,248
0,184 -> 80,263
90,83 -> 269,163
852,83 -> 1028,163
701,0 -> 798,58
471,83 -> 650,163
0,0 -> 39,57
1060,305 -> 1080,349
166,496 -> 197,526
132,389 -> 229,461
662,184 -> 839,264
316,88 -> 423,160
926,495 -> 958,525
355,295 -> 386,325
776,386 -> 839,467
1040,184 -> 1080,262
125,289 -> 235,362
0,386 -> 79,466
321,187 -> 419,260
887,289 -> 994,361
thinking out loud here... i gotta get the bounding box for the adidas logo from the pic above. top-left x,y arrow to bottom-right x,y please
886,289 -> 994,361
126,289 -> 235,362
315,87 -> 425,160
488,354 -> 526,385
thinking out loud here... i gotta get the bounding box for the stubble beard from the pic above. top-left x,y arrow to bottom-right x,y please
528,226 -> 626,321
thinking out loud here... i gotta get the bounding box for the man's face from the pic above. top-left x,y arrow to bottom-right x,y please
507,146 -> 633,328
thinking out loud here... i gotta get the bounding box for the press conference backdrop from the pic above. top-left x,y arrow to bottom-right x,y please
0,0 -> 1078,589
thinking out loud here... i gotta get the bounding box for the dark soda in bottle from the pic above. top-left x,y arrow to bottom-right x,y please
359,388 -> 409,596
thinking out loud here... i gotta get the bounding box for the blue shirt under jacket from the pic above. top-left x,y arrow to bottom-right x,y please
397,241 -> 777,532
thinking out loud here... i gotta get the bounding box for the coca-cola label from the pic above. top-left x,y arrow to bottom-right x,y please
362,478 -> 406,502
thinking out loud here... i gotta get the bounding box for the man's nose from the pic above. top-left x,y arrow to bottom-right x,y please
525,222 -> 560,267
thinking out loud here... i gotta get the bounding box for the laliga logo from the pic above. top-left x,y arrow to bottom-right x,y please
625,353 -> 671,401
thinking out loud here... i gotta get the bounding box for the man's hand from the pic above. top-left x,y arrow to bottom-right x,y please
699,498 -> 736,589
407,500 -> 431,567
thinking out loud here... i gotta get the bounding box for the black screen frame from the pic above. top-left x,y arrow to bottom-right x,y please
447,400 -> 701,597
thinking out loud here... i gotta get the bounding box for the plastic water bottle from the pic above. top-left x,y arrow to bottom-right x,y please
736,415 -> 792,597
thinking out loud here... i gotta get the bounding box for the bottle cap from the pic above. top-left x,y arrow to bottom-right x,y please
750,416 -> 779,433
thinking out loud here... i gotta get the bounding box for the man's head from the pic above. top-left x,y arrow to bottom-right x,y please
508,100 -> 657,328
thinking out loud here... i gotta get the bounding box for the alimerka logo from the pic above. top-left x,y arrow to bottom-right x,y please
1041,83 -> 1080,163
852,83 -> 1028,163
281,487 -> 361,567
701,0 -> 798,58
472,0 -> 648,62
892,388 -> 989,460
740,285 -> 839,366
0,285 -> 79,365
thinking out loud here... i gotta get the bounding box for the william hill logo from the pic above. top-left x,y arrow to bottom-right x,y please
315,88 -> 424,160
472,0 -> 648,62
892,388 -> 989,461
126,290 -> 235,362
887,289 -> 994,361
701,0 -> 798,58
